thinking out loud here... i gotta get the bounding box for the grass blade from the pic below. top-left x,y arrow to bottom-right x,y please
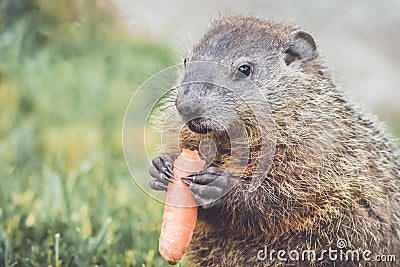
1,227 -> 10,267
55,233 -> 60,267
88,217 -> 112,255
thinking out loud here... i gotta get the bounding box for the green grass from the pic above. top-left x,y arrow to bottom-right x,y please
0,0 -> 178,266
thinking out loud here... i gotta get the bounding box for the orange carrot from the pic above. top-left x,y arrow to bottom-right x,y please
159,149 -> 205,265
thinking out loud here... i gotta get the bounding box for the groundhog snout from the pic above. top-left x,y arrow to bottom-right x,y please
175,83 -> 215,120
176,100 -> 204,121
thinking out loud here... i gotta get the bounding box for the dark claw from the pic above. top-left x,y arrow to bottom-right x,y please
183,173 -> 224,185
162,166 -> 176,179
181,179 -> 191,186
149,166 -> 173,183
162,173 -> 174,184
184,166 -> 237,209
181,176 -> 195,182
149,153 -> 177,191
186,167 -> 224,177
165,161 -> 173,172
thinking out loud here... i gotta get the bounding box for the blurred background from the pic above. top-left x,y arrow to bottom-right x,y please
0,0 -> 398,266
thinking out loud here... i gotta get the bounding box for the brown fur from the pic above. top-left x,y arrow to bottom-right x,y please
156,16 -> 400,266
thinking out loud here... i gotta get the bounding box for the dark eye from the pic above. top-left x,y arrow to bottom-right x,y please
184,58 -> 187,68
237,64 -> 251,77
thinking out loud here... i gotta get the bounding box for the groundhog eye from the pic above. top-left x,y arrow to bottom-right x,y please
183,58 -> 187,68
237,64 -> 251,77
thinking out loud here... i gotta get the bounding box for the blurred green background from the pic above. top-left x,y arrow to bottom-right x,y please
0,0 -> 177,266
0,0 -> 399,266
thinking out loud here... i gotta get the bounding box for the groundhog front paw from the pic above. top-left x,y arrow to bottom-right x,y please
149,153 -> 176,191
182,167 -> 237,209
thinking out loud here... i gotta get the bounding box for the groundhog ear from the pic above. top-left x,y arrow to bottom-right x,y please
284,31 -> 317,65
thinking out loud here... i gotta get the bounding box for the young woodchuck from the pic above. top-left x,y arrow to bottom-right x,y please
149,16 -> 400,266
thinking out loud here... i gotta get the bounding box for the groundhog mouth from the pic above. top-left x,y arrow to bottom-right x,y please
187,118 -> 221,134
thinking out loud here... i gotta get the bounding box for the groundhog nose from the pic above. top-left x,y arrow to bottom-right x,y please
176,100 -> 204,120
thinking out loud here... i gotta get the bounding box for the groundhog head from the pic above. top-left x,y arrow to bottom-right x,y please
175,16 -> 321,136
